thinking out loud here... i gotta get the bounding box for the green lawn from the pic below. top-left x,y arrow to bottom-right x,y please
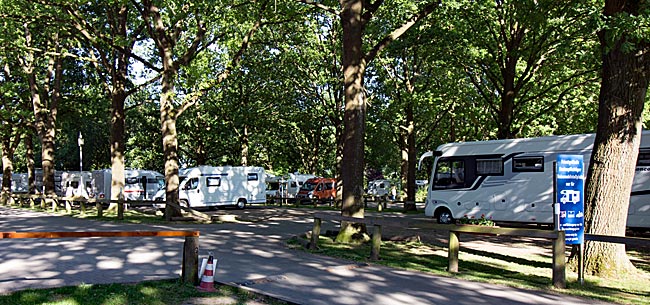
290,235 -> 650,305
0,280 -> 288,305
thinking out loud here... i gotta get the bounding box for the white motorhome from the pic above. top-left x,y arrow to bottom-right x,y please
10,173 -> 29,194
266,175 -> 282,201
176,165 -> 266,209
61,171 -> 92,198
91,169 -> 165,201
366,179 -> 392,198
418,132 -> 650,229
281,173 -> 315,199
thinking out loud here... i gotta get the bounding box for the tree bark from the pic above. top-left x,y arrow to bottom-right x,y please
335,0 -> 368,243
580,0 -> 650,277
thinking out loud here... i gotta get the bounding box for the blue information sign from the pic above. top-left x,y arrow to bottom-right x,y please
556,155 -> 585,245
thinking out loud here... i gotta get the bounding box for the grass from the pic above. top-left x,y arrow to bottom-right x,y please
290,235 -> 650,305
0,279 -> 289,305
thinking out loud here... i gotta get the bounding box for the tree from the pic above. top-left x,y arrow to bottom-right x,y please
581,0 -> 650,277
437,0 -> 600,140
133,0 -> 271,220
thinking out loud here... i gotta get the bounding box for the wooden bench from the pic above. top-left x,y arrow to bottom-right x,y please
310,212 -> 567,288
0,230 -> 201,285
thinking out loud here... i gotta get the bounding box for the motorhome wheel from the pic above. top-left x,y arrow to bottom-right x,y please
436,208 -> 453,224
180,199 -> 190,208
236,199 -> 246,209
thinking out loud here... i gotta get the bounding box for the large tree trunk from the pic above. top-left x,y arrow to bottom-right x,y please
107,5 -> 130,211
336,0 -> 367,243
581,0 -> 650,277
161,74 -> 182,220
405,102 -> 417,211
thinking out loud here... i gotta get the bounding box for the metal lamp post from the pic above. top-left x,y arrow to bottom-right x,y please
78,132 -> 84,197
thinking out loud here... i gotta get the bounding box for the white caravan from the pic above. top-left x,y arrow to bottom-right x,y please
61,171 -> 92,198
177,166 -> 266,209
91,169 -> 165,201
418,132 -> 650,229
281,173 -> 315,198
366,179 -> 392,198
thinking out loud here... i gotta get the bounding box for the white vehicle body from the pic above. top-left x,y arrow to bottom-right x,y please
266,175 -> 282,199
177,166 -> 266,209
419,132 -> 650,228
10,173 -> 29,194
367,179 -> 391,197
61,171 -> 92,198
91,169 -> 165,201
279,173 -> 316,198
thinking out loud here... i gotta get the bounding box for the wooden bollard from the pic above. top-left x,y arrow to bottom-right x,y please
309,217 -> 322,250
448,231 -> 459,272
552,231 -> 566,288
370,224 -> 382,260
182,235 -> 200,285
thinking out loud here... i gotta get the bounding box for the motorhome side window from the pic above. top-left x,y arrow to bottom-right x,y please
513,156 -> 544,172
206,177 -> 221,187
637,149 -> 650,166
247,173 -> 258,181
433,159 -> 465,189
126,177 -> 139,184
476,158 -> 503,175
184,178 -> 199,190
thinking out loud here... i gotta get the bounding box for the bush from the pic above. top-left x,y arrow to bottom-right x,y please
457,214 -> 495,226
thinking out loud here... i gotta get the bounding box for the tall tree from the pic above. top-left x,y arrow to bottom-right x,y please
134,0 -> 270,220
582,0 -> 650,277
301,0 -> 439,242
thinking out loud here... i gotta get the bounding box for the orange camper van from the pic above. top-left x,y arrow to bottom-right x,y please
296,177 -> 336,204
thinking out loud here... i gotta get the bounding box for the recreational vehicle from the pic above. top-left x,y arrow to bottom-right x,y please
282,173 -> 316,199
61,171 -> 92,198
91,169 -> 165,201
366,179 -> 392,199
296,177 -> 336,203
418,132 -> 650,229
175,166 -> 266,209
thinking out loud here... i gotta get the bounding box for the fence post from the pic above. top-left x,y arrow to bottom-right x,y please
448,230 -> 459,273
309,217 -> 322,250
552,230 -> 566,288
96,201 -> 103,217
370,224 -> 382,260
182,235 -> 200,285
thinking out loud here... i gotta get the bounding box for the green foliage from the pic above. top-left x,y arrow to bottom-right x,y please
457,214 -> 495,226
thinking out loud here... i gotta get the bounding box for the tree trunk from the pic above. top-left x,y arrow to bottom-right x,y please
161,75 -> 182,220
240,125 -> 249,166
580,0 -> 650,277
108,5 -> 130,212
336,0 -> 367,243
25,132 -> 35,194
405,102 -> 417,211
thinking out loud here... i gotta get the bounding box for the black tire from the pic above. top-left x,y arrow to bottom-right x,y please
180,199 -> 190,209
235,199 -> 246,209
436,208 -> 454,224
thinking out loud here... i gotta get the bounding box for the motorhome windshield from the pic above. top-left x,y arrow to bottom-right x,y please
300,182 -> 317,191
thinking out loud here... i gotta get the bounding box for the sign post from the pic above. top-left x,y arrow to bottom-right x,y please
556,154 -> 585,284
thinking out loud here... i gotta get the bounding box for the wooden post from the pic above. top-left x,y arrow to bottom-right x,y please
182,235 -> 200,285
118,197 -> 124,220
552,230 -> 566,288
370,224 -> 382,260
448,230 -> 459,273
96,202 -> 103,217
309,217 -> 322,250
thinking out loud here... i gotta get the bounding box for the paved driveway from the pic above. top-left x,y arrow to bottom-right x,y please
0,205 -> 613,305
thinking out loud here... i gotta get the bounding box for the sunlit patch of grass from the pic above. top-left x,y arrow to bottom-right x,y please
299,235 -> 650,305
0,279 -> 288,305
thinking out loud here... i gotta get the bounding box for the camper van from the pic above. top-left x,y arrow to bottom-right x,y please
91,169 -> 165,201
175,166 -> 266,209
418,132 -> 650,229
296,177 -> 336,203
366,179 -> 392,199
